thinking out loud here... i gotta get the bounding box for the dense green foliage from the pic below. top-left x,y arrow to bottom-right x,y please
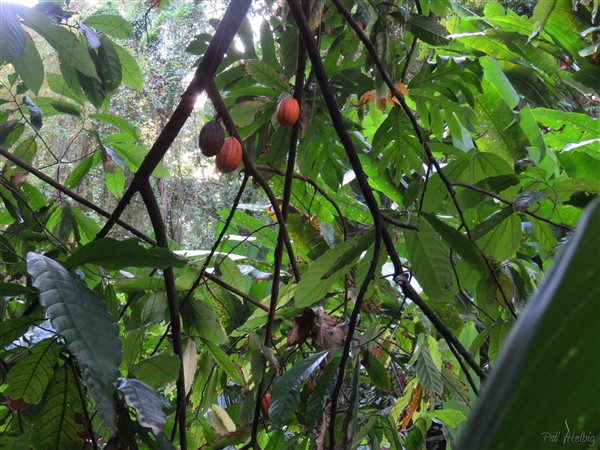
0,0 -> 598,449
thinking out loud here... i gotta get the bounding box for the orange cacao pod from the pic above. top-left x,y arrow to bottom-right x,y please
276,96 -> 300,127
215,137 -> 242,173
261,393 -> 271,418
199,120 -> 225,157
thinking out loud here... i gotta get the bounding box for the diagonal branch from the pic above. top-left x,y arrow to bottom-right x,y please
96,0 -> 252,239
0,146 -> 156,245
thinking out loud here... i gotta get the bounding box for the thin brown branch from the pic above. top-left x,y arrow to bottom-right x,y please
139,182 -> 186,449
203,272 -> 268,312
0,146 -> 156,245
452,181 -> 573,231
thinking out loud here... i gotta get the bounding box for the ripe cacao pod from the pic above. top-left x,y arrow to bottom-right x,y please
276,96 -> 300,127
261,393 -> 271,419
215,137 -> 242,173
199,120 -> 225,157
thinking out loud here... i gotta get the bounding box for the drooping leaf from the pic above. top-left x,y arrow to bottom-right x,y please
64,237 -> 187,270
201,338 -> 243,385
117,378 -> 167,435
457,199 -> 600,449
23,96 -> 43,130
26,253 -> 121,388
5,338 -> 58,405
416,344 -> 443,396
512,190 -> 547,212
304,353 -> 341,430
405,217 -> 454,301
12,33 -> 44,95
16,6 -> 98,79
182,338 -> 197,395
206,405 -> 236,435
422,409 -> 467,428
269,351 -> 330,427
0,4 -> 26,63
78,24 -> 100,49
363,351 -> 391,392
112,41 -> 144,91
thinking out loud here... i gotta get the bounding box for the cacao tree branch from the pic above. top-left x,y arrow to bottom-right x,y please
0,146 -> 156,245
96,0 -> 252,239
139,182 -> 187,449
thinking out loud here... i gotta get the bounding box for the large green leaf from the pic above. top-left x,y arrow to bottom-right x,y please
294,233 -> 372,308
530,0 -> 558,40
132,353 -> 179,390
457,198 -> 600,449
269,351 -> 330,427
26,253 -> 121,429
0,3 -> 25,63
31,365 -> 83,450
111,41 -> 144,91
12,33 -> 43,94
16,7 -> 98,79
117,378 -> 167,435
408,14 -> 450,46
5,338 -> 58,405
64,237 -> 187,270
405,217 -> 454,301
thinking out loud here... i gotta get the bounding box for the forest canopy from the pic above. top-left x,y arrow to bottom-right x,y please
0,0 -> 599,449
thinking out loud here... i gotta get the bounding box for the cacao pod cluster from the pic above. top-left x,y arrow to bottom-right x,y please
198,120 -> 242,173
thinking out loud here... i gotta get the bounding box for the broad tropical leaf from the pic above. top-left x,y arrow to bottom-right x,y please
117,378 -> 167,435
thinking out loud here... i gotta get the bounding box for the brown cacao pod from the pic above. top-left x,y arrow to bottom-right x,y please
276,96 -> 300,127
215,137 -> 242,173
199,120 -> 225,157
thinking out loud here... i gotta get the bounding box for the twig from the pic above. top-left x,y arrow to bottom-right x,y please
451,181 -> 573,231
0,146 -> 156,245
96,1 -> 252,239
203,272 -> 268,312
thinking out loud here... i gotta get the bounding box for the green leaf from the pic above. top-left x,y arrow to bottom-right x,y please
405,218 -> 454,301
83,14 -> 133,39
421,212 -> 488,275
117,378 -> 167,435
64,237 -> 187,270
422,409 -> 467,428
200,338 -> 243,385
64,153 -> 97,189
244,60 -> 289,93
17,7 -> 98,79
89,112 -> 139,140
104,165 -> 125,197
416,344 -> 443,396
111,41 -> 144,89
5,338 -> 58,405
474,209 -> 522,261
0,282 -> 31,296
0,316 -> 41,349
132,353 -> 179,390
27,253 -> 121,385
409,14 -> 450,46
0,4 -> 25,63
294,233 -> 372,307
512,190 -> 547,212
305,353 -> 341,430
97,36 -> 122,93
12,136 -> 37,168
31,365 -> 83,450
270,351 -> 330,427
530,0 -> 558,41
12,33 -> 43,94
457,198 -> 600,449
259,20 -> 280,70
363,351 -> 391,392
